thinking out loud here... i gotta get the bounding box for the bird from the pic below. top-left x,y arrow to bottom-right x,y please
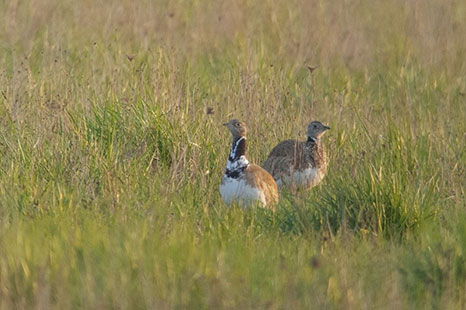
220,119 -> 279,208
263,121 -> 330,190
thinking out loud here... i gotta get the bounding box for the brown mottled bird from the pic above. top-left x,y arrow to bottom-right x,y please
220,119 -> 278,208
263,121 -> 330,190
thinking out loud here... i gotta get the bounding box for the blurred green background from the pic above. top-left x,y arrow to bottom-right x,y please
0,0 -> 465,309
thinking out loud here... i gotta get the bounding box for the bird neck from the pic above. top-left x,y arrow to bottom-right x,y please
307,136 -> 319,144
229,136 -> 247,161
225,136 -> 249,177
307,135 -> 326,169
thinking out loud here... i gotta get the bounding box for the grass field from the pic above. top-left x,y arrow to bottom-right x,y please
0,0 -> 465,309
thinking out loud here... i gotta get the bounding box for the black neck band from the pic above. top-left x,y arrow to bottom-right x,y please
225,166 -> 247,178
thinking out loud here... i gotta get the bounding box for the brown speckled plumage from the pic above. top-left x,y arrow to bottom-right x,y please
263,121 -> 330,190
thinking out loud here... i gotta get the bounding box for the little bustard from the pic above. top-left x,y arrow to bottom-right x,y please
263,121 -> 330,190
220,119 -> 278,207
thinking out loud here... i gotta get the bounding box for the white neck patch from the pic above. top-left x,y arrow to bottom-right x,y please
226,155 -> 249,171
225,136 -> 249,174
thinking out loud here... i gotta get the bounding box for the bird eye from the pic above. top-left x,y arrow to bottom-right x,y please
235,123 -> 240,127
313,125 -> 317,128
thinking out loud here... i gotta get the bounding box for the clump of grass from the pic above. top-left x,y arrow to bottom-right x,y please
312,122 -> 441,238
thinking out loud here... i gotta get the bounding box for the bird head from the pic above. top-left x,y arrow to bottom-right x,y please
307,121 -> 330,139
223,119 -> 247,138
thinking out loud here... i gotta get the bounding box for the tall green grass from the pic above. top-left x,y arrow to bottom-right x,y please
0,0 -> 465,308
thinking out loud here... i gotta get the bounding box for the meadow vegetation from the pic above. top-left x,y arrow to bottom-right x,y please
0,0 -> 465,308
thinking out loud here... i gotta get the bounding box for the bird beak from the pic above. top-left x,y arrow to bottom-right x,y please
324,125 -> 330,130
222,122 -> 228,126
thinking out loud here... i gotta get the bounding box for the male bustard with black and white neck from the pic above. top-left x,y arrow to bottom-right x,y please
263,121 -> 330,190
220,119 -> 278,207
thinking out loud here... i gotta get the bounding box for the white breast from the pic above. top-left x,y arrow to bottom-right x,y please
276,167 -> 326,189
220,176 -> 266,206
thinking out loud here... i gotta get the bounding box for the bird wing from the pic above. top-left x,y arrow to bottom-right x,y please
245,164 -> 279,207
263,140 -> 308,179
